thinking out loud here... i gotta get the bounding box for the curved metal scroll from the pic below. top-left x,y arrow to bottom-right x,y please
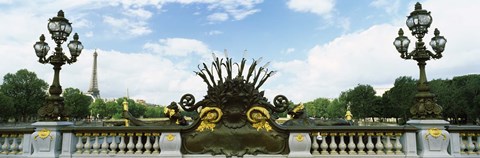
263,95 -> 289,113
179,94 -> 202,112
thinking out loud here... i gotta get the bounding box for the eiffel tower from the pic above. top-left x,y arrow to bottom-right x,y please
87,50 -> 100,99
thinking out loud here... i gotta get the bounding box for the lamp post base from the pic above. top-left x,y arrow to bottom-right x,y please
407,119 -> 451,158
30,121 -> 73,158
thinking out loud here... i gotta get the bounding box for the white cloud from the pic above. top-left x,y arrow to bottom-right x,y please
103,16 -> 152,37
287,0 -> 350,32
287,0 -> 335,18
281,48 -> 295,54
72,18 -> 93,29
230,8 -> 260,20
268,0 -> 480,103
123,8 -> 153,20
370,0 -> 401,15
270,24 -> 405,102
207,12 -> 229,22
143,38 -> 210,57
204,0 -> 263,22
206,30 -> 223,35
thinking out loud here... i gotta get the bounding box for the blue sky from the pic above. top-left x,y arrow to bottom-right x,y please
0,0 -> 479,105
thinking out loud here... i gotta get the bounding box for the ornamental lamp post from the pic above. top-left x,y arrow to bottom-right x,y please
33,10 -> 84,121
393,2 -> 447,119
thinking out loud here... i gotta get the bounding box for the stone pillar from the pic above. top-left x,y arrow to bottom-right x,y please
30,121 -> 73,158
402,131 -> 418,158
288,133 -> 312,158
59,132 -> 76,158
447,132 -> 461,157
407,119 -> 451,158
159,132 -> 182,158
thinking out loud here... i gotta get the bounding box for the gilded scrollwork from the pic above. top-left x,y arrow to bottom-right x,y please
196,107 -> 223,132
247,106 -> 272,132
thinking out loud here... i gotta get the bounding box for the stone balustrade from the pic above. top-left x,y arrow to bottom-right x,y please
59,126 -> 183,158
284,125 -> 418,158
2,124 -> 480,157
447,126 -> 480,157
0,127 -> 33,157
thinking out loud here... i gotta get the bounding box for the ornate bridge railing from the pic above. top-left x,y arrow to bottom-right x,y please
3,124 -> 480,158
0,127 -> 34,157
447,126 -> 480,157
284,125 -> 418,158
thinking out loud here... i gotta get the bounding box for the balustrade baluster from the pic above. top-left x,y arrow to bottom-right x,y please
477,134 -> 480,155
152,133 -> 160,154
127,133 -> 135,154
75,133 -> 84,154
1,134 -> 10,154
347,133 -> 356,155
394,133 -> 403,155
101,133 -> 109,154
384,132 -> 393,154
338,133 -> 347,155
357,133 -> 365,155
320,133 -> 329,155
83,133 -> 92,154
329,133 -> 338,155
119,133 -> 126,154
467,133 -> 475,155
459,133 -> 466,154
92,133 -> 100,154
375,132 -> 385,154
144,133 -> 152,154
311,133 -> 319,155
10,135 -> 18,155
109,133 -> 118,154
366,133 -> 375,154
135,133 -> 144,154
17,134 -> 23,155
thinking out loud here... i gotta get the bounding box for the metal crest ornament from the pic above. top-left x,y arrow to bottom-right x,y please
35,128 -> 53,140
166,134 -> 175,141
393,2 -> 446,119
295,134 -> 304,142
425,128 -> 446,140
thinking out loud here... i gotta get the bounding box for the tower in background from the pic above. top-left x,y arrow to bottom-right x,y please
87,50 -> 100,99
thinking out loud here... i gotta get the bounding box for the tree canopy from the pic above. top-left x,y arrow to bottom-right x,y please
0,69 -> 48,122
63,88 -> 93,120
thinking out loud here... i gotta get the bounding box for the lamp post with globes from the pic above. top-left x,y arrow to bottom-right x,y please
393,2 -> 447,119
33,10 -> 84,121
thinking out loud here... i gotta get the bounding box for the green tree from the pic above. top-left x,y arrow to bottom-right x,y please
0,69 -> 48,122
144,106 -> 165,118
90,99 -> 122,119
382,76 -> 417,123
344,84 -> 380,121
326,98 -> 346,119
0,92 -> 15,122
449,75 -> 480,124
304,98 -> 330,118
63,88 -> 92,120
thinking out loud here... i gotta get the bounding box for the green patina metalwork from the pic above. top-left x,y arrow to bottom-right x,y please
34,10 -> 84,121
393,2 -> 447,119
121,53 -> 351,156
178,54 -> 290,156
